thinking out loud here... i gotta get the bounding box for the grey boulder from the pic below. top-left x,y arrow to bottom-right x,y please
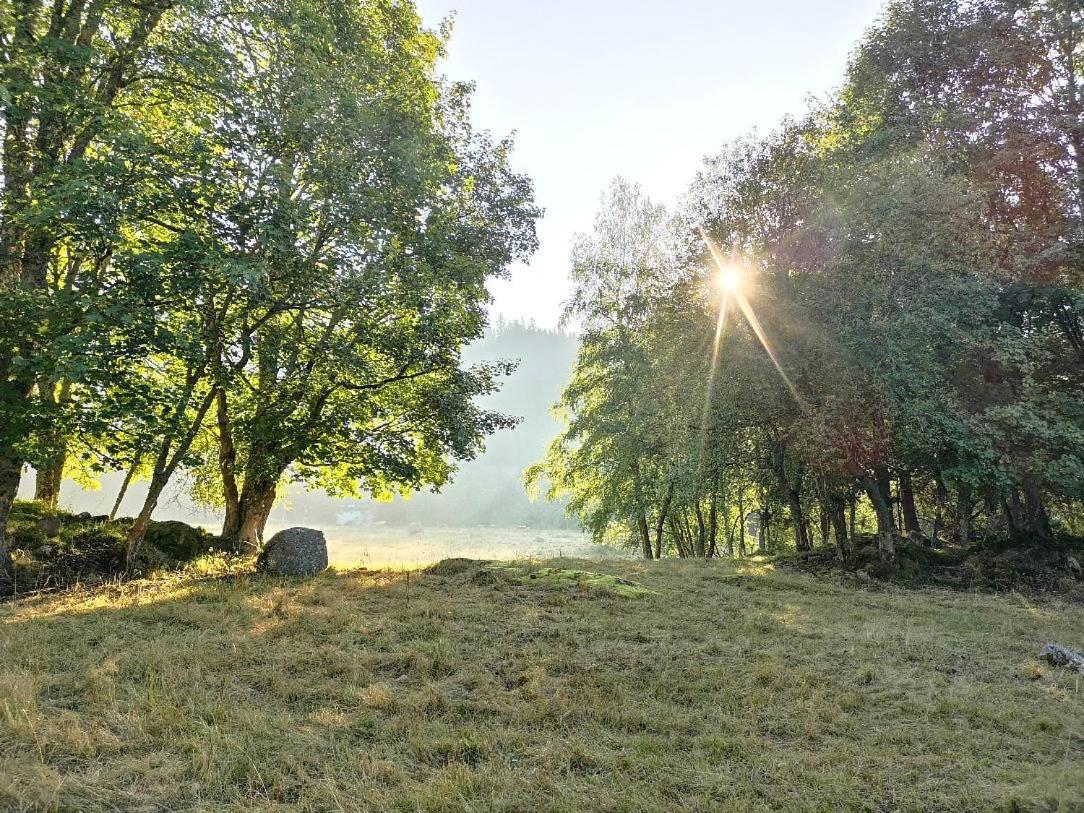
36,515 -> 62,538
258,527 -> 329,578
1039,643 -> 1084,676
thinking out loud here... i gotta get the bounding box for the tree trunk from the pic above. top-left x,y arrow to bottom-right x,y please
233,476 -> 279,553
862,473 -> 897,561
1021,480 -> 1051,542
0,453 -> 22,580
816,484 -> 830,547
736,487 -> 746,557
899,471 -> 921,541
126,472 -> 170,567
757,503 -> 769,554
694,501 -> 707,558
875,467 -> 896,534
654,482 -> 673,559
33,460 -> 63,507
125,386 -> 216,559
787,489 -> 809,552
668,519 -> 686,558
932,477 -> 947,544
707,492 -> 719,557
956,486 -> 972,545
829,495 -> 848,558
110,458 -> 139,521
216,388 -> 241,539
33,378 -> 68,507
636,514 -> 653,560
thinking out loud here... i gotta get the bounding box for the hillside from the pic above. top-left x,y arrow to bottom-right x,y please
2,558 -> 1081,812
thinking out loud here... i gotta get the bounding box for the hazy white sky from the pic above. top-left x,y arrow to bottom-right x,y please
415,0 -> 887,328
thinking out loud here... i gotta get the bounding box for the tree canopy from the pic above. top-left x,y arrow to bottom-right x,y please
0,0 -> 538,574
533,0 -> 1083,561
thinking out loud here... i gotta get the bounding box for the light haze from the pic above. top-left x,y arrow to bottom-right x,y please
416,0 -> 888,328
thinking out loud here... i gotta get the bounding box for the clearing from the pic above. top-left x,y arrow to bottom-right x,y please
1,557 -> 1081,812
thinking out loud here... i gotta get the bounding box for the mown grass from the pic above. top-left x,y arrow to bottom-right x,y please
1,557 -> 1081,812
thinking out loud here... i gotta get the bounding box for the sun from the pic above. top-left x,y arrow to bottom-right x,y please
717,266 -> 742,293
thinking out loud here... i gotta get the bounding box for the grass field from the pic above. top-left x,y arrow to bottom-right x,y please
1,556 -> 1082,812
273,525 -> 613,569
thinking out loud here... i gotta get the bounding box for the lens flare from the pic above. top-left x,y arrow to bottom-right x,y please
698,228 -> 806,411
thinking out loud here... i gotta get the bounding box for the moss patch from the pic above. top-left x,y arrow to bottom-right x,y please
507,565 -> 655,597
427,559 -> 655,597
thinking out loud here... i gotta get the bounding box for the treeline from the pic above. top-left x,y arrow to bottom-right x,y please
531,0 -> 1083,561
0,0 -> 538,580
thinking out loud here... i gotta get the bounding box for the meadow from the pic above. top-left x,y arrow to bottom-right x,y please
267,525 -> 614,569
1,555 -> 1081,812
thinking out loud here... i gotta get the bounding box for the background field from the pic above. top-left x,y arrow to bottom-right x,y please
271,525 -> 617,569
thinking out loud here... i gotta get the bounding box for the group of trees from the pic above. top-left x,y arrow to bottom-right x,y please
532,0 -> 1083,561
0,0 -> 538,579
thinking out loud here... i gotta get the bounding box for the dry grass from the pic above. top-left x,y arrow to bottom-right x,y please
1,556 -> 1082,812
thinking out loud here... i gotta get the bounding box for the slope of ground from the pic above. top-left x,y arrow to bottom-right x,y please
1,558 -> 1081,812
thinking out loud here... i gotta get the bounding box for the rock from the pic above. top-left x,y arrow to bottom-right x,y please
258,527 -> 328,578
36,516 -> 62,538
1067,555 -> 1082,578
144,520 -> 213,562
1039,643 -> 1084,676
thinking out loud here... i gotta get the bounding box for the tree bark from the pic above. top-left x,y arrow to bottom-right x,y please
956,486 -> 972,545
126,472 -> 170,567
899,471 -> 921,541
818,498 -> 830,548
757,503 -> 769,554
33,378 -> 69,507
233,476 -> 279,553
0,453 -> 22,579
636,514 -> 653,560
862,473 -> 897,561
828,495 -> 848,558
736,487 -> 746,557
694,501 -> 707,558
216,388 -> 241,539
787,490 -> 809,552
707,492 -> 719,558
125,386 -> 216,561
33,461 -> 63,507
654,482 -> 673,559
1021,480 -> 1052,541
932,477 -> 947,544
110,458 -> 139,521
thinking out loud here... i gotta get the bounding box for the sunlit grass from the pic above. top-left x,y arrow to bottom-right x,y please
1,557 -> 1081,811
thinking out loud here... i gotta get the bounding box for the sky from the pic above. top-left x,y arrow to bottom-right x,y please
414,0 -> 888,329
